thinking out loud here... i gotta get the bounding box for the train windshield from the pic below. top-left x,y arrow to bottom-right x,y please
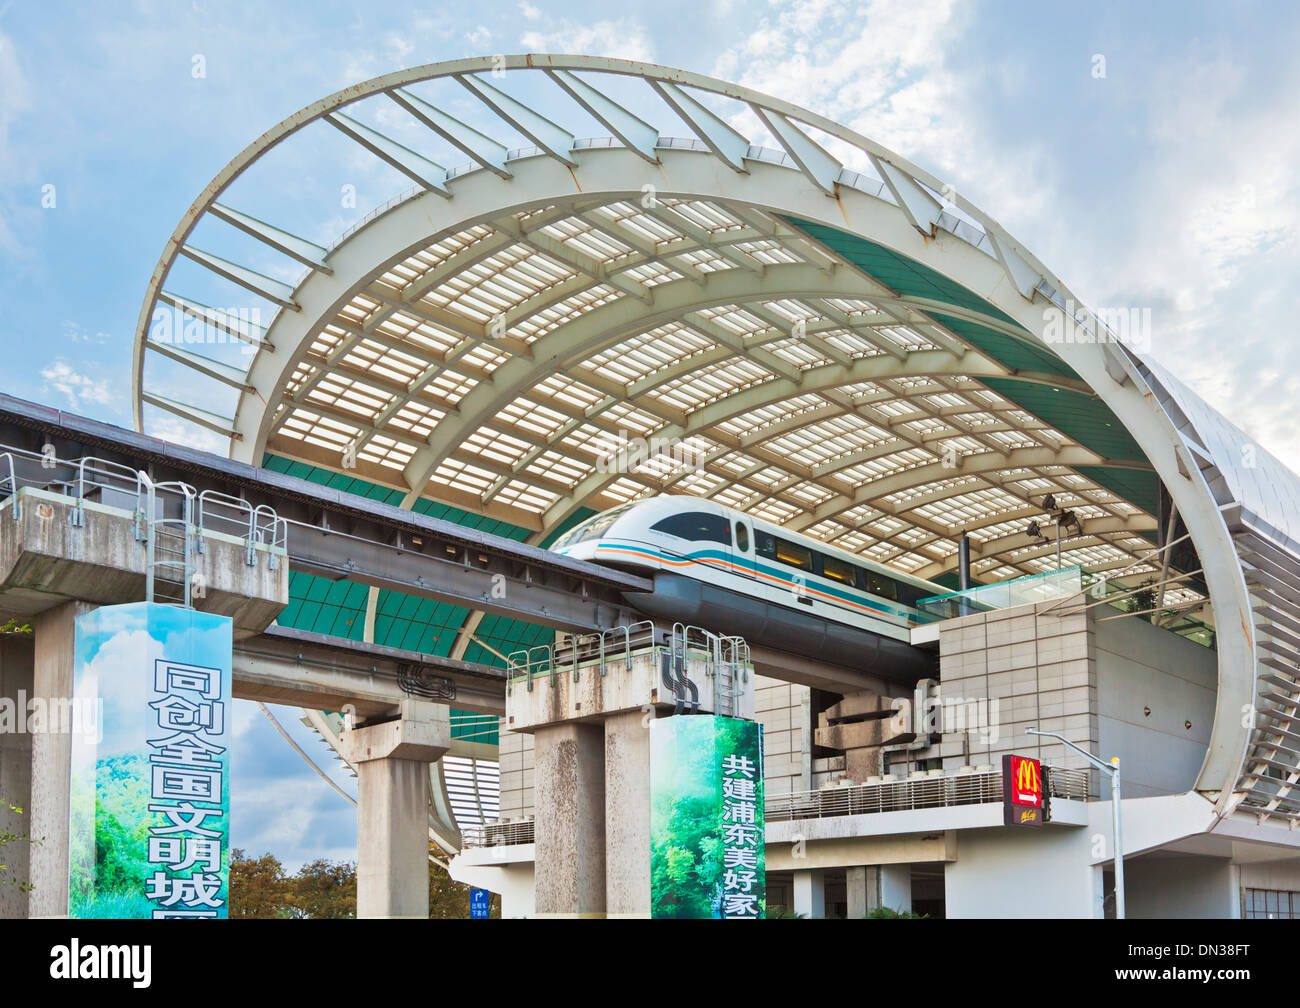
550,503 -> 637,549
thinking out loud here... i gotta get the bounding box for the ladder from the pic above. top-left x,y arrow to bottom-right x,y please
139,472 -> 197,608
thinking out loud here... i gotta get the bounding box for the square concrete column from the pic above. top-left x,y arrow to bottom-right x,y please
339,700 -> 449,919
847,865 -> 880,918
533,721 -> 605,917
0,633 -> 34,919
793,867 -> 826,919
29,601 -> 92,919
604,709 -> 652,918
880,863 -> 912,914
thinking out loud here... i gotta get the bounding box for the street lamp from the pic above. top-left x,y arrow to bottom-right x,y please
1025,728 -> 1125,919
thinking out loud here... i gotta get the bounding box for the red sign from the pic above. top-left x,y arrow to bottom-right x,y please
1002,754 -> 1045,826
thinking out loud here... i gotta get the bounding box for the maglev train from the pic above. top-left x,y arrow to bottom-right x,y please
550,495 -> 943,678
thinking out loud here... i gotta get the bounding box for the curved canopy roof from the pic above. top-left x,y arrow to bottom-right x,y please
132,55 -> 1175,589
130,55 -> 1300,818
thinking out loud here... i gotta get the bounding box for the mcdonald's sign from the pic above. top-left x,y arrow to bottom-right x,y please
1002,754 -> 1045,826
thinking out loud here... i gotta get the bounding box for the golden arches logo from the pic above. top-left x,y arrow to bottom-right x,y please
1016,758 -> 1040,796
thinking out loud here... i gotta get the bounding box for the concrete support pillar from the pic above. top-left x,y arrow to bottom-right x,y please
533,721 -> 605,917
880,863 -> 912,914
29,601 -> 91,918
0,633 -> 34,919
339,700 -> 449,919
792,867 -> 826,919
604,709 -> 652,918
846,865 -> 880,918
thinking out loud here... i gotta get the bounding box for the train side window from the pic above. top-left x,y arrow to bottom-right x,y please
756,531 -> 775,558
772,537 -> 812,571
735,522 -> 750,553
864,571 -> 897,600
895,582 -> 928,607
820,555 -> 857,584
650,511 -> 731,545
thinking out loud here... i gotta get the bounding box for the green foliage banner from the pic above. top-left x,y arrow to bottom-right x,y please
71,603 -> 233,918
650,715 -> 765,919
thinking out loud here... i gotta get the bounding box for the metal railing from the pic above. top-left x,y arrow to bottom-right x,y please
765,765 -> 1092,823
0,441 -> 287,602
196,489 -> 288,568
508,621 -> 665,688
461,819 -> 536,849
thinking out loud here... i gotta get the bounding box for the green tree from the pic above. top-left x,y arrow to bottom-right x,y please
229,849 -> 291,918
429,844 -> 499,918
292,857 -> 356,919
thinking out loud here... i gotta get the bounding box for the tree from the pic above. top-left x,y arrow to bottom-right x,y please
292,857 -> 356,919
229,849 -> 291,919
429,844 -> 499,918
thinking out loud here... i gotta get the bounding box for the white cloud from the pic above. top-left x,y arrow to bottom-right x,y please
520,18 -> 655,63
40,359 -> 116,411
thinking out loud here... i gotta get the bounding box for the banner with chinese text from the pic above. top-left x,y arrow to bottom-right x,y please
70,602 -> 232,918
650,714 -> 764,919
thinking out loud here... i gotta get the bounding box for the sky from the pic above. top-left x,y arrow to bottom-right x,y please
1,0 -> 1297,866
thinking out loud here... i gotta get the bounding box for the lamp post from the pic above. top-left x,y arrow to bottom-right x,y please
1026,728 -> 1125,919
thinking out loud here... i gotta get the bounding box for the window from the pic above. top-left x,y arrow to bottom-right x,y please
772,537 -> 812,571
756,531 -> 775,558
1244,888 -> 1300,919
820,555 -> 857,585
735,522 -> 750,553
651,511 -> 731,545
895,582 -> 930,608
863,571 -> 897,600
552,502 -> 635,548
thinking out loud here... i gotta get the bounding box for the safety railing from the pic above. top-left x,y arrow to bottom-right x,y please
460,819 -> 536,849
0,452 -> 20,520
765,764 -> 1093,823
196,490 -> 288,568
0,440 -> 287,595
508,621 -> 666,689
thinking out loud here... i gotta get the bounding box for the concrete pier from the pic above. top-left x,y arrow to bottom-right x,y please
28,600 -> 93,919
532,721 -> 606,917
604,709 -> 654,918
339,700 -> 450,919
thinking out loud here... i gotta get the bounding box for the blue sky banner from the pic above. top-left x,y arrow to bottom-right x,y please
650,714 -> 764,919
70,602 -> 233,919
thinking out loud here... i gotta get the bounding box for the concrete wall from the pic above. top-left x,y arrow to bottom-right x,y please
936,600 -> 1217,797
1095,616 -> 1216,798
754,675 -> 809,798
498,723 -> 535,819
1123,854 -> 1238,918
0,634 -> 33,919
945,825 -> 1103,918
937,601 -> 1098,781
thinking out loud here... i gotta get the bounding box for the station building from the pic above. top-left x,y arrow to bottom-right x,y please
31,54 -> 1300,918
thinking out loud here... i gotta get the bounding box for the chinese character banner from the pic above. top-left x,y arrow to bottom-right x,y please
650,715 -> 765,919
70,602 -> 232,919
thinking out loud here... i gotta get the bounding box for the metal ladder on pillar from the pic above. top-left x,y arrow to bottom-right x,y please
138,472 -> 197,608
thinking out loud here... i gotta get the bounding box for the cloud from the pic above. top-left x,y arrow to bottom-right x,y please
520,18 -> 655,62
40,359 -> 116,410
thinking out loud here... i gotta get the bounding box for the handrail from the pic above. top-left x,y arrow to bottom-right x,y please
0,452 -> 19,520
72,455 -> 144,527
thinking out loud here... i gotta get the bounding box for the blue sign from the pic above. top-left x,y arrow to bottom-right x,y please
70,602 -> 233,918
470,888 -> 491,918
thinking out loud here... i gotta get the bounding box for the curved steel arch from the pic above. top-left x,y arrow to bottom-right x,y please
133,53 -> 1298,821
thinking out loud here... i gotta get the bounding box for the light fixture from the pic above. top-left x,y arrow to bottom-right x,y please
1026,521 -> 1042,539
1043,493 -> 1058,512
